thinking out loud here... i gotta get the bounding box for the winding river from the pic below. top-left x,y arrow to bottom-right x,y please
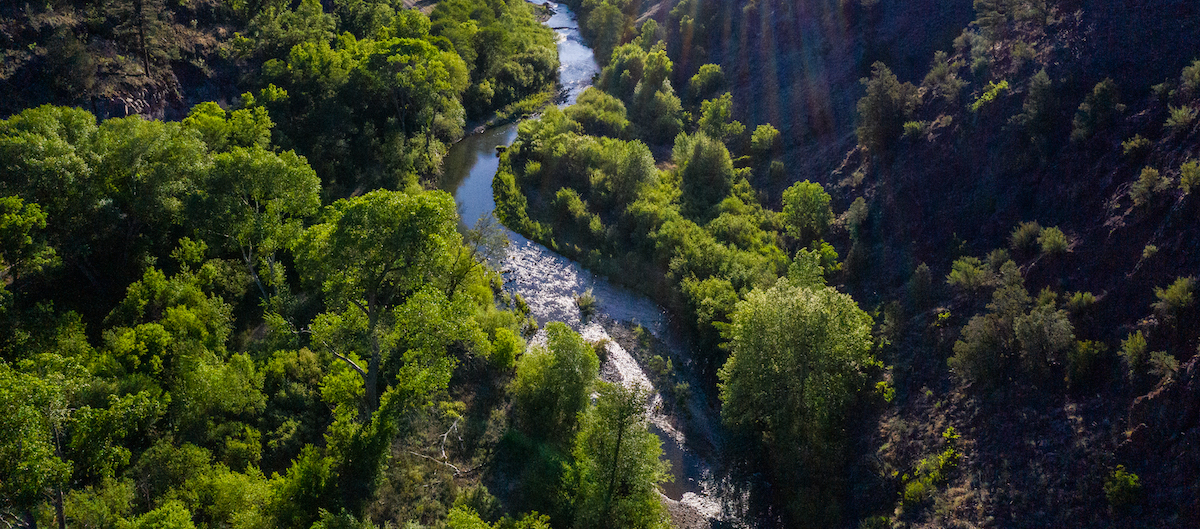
439,3 -> 756,526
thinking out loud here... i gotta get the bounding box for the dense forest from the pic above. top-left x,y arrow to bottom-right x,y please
4,0 -> 1200,527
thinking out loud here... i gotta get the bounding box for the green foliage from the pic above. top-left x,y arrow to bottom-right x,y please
1180,159 -> 1200,194
565,88 -> 630,138
566,383 -> 670,529
1009,221 -> 1043,252
1064,291 -> 1097,313
949,262 -> 1035,385
0,195 -> 58,285
575,288 -> 599,320
1066,340 -> 1105,390
698,93 -> 746,145
1130,166 -> 1170,207
719,279 -> 875,523
1071,79 -> 1125,142
1012,69 -> 1056,139
901,438 -> 961,509
856,62 -> 918,153
1148,351 -> 1179,384
1165,105 -> 1198,132
969,80 -> 1010,112
676,133 -> 737,220
511,322 -> 599,443
781,181 -> 833,244
1104,465 -> 1142,509
1014,304 -> 1074,375
1037,226 -> 1068,255
922,51 -> 967,104
750,124 -> 780,157
1122,134 -> 1151,156
689,64 -> 725,105
947,256 -> 990,292
1151,276 -> 1195,320
1119,331 -> 1148,377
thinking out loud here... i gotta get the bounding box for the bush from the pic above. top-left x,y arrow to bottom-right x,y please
1066,340 -> 1105,390
1165,105 -> 1198,132
1010,221 -> 1043,251
1180,160 -> 1200,194
969,80 -> 1009,113
1142,244 -> 1158,260
1064,291 -> 1096,313
1119,331 -> 1147,378
902,120 -> 926,139
1038,226 -> 1068,255
946,256 -> 990,291
1121,134 -> 1151,156
575,288 -> 598,320
1130,166 -> 1170,207
750,124 -> 780,157
1103,465 -> 1142,509
1151,276 -> 1195,319
1148,351 -> 1179,384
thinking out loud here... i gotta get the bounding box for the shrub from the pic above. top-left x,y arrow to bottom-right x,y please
1104,465 -> 1142,509
1130,166 -> 1170,206
946,256 -> 990,291
969,80 -> 1009,112
843,197 -> 869,237
1064,291 -> 1096,313
1151,276 -> 1195,319
1148,351 -> 1179,384
903,120 -> 926,139
1121,134 -> 1151,156
1182,59 -> 1200,98
1071,79 -> 1124,142
1180,160 -> 1200,194
1010,221 -> 1043,251
1119,331 -> 1147,377
1165,105 -> 1198,132
575,288 -> 598,320
1066,340 -> 1105,390
1038,226 -> 1068,255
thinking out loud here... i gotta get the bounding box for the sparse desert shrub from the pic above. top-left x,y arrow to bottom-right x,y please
1121,134 -> 1151,156
575,288 -> 598,320
1010,221 -> 1043,251
1130,166 -> 1171,206
1119,331 -> 1147,378
1038,226 -> 1068,255
1180,160 -> 1200,194
1104,465 -> 1142,509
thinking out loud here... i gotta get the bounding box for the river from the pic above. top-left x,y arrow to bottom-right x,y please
439,3 -> 749,526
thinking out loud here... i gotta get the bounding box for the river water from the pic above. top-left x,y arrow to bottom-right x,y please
438,2 -> 739,525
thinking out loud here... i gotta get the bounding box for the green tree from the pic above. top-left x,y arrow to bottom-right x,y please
0,364 -> 73,528
1071,78 -> 1124,142
697,93 -> 745,145
781,180 -> 833,244
511,322 -> 599,443
566,383 -> 670,529
296,189 -> 460,418
856,62 -> 917,153
718,278 -> 875,525
195,146 -> 320,302
675,133 -> 736,220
